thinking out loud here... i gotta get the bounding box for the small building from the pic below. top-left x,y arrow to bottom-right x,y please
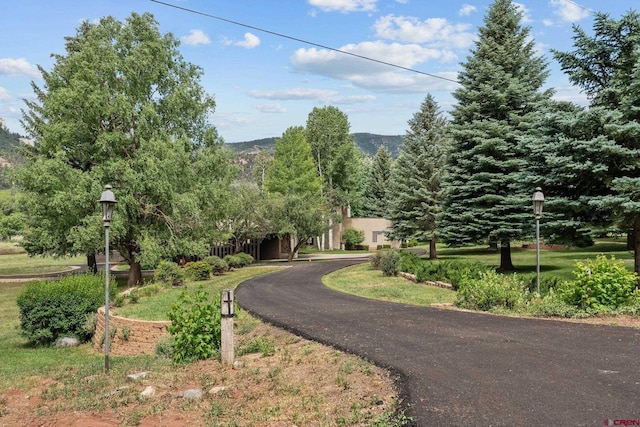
331,206 -> 400,250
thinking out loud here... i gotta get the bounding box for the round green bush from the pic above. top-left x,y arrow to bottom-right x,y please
235,252 -> 254,266
225,254 -> 252,269
379,250 -> 401,277
154,260 -> 184,286
16,273 -> 112,345
558,255 -> 637,310
183,260 -> 212,281
342,227 -> 365,250
204,256 -> 229,275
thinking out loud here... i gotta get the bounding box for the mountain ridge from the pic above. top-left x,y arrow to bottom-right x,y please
226,132 -> 405,158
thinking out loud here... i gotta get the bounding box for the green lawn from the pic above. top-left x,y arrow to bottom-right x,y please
0,249 -> 85,275
0,266 -> 283,390
434,238 -> 633,281
324,262 -> 457,306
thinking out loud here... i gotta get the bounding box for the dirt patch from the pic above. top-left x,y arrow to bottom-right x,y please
0,323 -> 400,427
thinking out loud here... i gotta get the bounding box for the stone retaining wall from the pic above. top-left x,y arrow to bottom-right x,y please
93,306 -> 171,356
399,272 -> 453,289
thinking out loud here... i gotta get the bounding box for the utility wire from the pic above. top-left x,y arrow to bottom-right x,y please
149,0 -> 460,84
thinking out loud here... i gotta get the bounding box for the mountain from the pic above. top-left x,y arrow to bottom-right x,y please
226,133 -> 405,158
0,119 -> 24,165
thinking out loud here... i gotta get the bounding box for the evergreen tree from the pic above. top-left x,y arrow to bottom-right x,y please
361,146 -> 392,218
439,0 -> 552,271
551,11 -> 640,276
387,95 -> 448,259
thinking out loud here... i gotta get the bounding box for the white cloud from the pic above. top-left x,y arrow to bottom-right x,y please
373,15 -> 474,49
0,87 -> 10,101
248,88 -> 338,100
255,103 -> 288,113
248,88 -> 376,104
181,29 -> 211,46
549,0 -> 589,23
308,0 -> 377,13
459,4 -> 477,16
0,58 -> 40,78
543,19 -> 554,26
223,32 -> 261,49
514,3 -> 533,24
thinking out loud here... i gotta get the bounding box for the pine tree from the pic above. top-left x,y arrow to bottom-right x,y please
439,0 -> 552,271
387,95 -> 448,259
361,146 -> 392,218
551,11 -> 640,276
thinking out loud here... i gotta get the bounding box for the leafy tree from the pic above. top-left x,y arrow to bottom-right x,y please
387,95 -> 448,259
361,146 -> 392,218
265,126 -> 328,261
16,13 -> 231,285
218,181 -> 272,254
306,106 -> 361,249
439,0 -> 553,271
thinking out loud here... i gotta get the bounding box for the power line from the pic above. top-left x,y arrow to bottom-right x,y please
559,0 -> 593,14
149,0 -> 460,84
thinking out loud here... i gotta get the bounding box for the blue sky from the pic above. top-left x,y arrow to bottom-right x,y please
1,0 -> 638,142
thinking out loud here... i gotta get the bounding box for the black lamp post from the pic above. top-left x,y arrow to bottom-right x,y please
532,187 -> 545,294
99,184 -> 117,374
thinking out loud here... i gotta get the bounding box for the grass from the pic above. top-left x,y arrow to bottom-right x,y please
114,266 -> 284,320
324,262 -> 457,305
0,249 -> 85,275
434,238 -> 634,282
0,261 -> 406,426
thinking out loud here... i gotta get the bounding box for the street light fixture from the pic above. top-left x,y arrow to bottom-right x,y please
99,184 -> 117,374
532,187 -> 545,294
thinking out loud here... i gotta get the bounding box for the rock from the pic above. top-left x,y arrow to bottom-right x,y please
208,386 -> 227,395
233,360 -> 243,370
55,337 -> 80,347
140,386 -> 155,397
183,389 -> 202,400
126,372 -> 149,382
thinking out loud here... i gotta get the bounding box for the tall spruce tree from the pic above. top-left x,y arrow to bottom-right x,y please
361,146 -> 393,218
551,11 -> 640,276
387,95 -> 447,259
439,0 -> 553,271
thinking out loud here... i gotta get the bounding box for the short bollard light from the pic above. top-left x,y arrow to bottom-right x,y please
99,184 -> 117,374
221,289 -> 235,366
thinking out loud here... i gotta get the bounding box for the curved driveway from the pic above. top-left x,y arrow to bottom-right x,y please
236,259 -> 640,426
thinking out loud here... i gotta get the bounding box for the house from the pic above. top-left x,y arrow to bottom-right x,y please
331,205 -> 400,250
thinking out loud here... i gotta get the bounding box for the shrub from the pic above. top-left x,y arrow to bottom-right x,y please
455,271 -> 527,311
379,250 -> 401,277
225,254 -> 249,269
167,287 -> 221,363
16,273 -> 111,345
439,259 -> 491,290
342,227 -> 365,250
235,252 -> 254,266
155,261 -> 184,286
204,256 -> 229,275
399,251 -> 421,275
558,255 -> 637,310
369,252 -> 383,269
523,290 -> 579,318
183,260 -> 212,281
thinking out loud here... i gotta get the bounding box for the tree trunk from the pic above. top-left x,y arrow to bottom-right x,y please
328,217 -> 334,250
87,253 -> 98,274
128,261 -> 142,287
429,237 -> 437,260
498,240 -> 515,272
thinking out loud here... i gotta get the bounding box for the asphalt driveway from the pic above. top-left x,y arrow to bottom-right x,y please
236,259 -> 640,426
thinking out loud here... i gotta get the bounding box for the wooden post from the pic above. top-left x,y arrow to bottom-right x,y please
221,289 -> 234,366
